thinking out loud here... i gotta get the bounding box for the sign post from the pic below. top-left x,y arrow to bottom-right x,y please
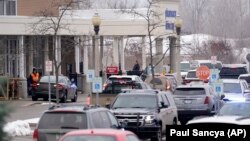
212,81 -> 224,113
92,77 -> 102,106
87,70 -> 95,104
45,60 -> 52,109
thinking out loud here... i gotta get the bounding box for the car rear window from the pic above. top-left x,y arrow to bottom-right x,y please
220,67 -> 247,76
62,135 -> 116,141
109,78 -> 132,82
38,112 -> 87,129
186,71 -> 197,78
174,88 -> 206,95
239,76 -> 250,84
40,76 -> 65,83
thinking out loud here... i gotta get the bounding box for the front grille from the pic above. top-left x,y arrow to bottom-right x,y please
116,115 -> 143,120
115,114 -> 144,127
127,122 -> 142,126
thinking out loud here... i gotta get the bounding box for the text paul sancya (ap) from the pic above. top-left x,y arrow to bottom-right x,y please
170,129 -> 225,138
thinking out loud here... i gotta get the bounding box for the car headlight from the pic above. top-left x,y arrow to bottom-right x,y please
144,115 -> 155,124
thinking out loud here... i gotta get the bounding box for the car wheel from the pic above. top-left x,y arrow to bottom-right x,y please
180,120 -> 188,125
151,125 -> 162,141
60,91 -> 67,103
71,91 -> 78,102
173,118 -> 178,125
32,96 -> 38,101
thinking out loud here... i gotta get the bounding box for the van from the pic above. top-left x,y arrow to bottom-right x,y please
190,60 -> 222,70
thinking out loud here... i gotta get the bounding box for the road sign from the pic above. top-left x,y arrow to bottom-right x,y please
196,66 -> 210,80
45,60 -> 52,72
209,69 -> 219,83
92,77 -> 102,93
212,82 -> 224,95
87,70 -> 95,82
211,56 -> 217,65
106,66 -> 119,74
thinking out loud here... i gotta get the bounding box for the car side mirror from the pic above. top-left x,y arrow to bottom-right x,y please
105,104 -> 111,109
220,94 -> 225,100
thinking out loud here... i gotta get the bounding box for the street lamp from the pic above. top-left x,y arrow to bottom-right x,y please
92,13 -> 101,35
174,15 -> 183,85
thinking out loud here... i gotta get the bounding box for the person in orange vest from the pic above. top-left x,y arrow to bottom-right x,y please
29,68 -> 40,96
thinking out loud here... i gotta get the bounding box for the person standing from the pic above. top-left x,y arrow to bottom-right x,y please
28,68 -> 40,96
132,60 -> 140,71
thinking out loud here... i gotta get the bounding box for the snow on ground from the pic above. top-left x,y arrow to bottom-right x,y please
4,118 -> 40,137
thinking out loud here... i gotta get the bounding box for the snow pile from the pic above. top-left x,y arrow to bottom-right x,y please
4,120 -> 32,137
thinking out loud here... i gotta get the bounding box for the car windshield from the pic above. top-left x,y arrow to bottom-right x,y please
38,112 -> 87,129
39,76 -> 65,83
62,135 -> 116,141
180,63 -> 190,72
174,88 -> 206,95
218,103 -> 250,116
104,83 -> 142,94
220,67 -> 247,75
112,95 -> 157,109
224,83 -> 242,93
200,63 -> 212,69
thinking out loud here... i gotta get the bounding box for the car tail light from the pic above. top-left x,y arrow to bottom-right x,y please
204,96 -> 209,104
33,128 -> 38,141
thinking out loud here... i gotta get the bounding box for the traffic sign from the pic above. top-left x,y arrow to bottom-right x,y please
92,77 -> 102,93
106,66 -> 119,74
45,60 -> 52,72
211,56 -> 217,65
209,69 -> 219,83
196,66 -> 210,80
87,70 -> 95,82
212,82 -> 224,95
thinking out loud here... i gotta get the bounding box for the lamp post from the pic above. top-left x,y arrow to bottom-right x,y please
91,13 -> 101,77
174,15 -> 183,85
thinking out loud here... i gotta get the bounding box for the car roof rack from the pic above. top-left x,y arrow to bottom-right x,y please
121,89 -> 159,94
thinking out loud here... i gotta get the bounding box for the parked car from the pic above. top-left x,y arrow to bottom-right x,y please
219,64 -> 248,79
32,75 -> 77,102
144,75 -> 175,92
189,60 -> 223,70
173,84 -> 217,125
108,89 -> 178,141
33,104 -> 122,141
187,101 -> 250,125
182,70 -> 208,85
59,129 -> 140,141
222,79 -> 250,102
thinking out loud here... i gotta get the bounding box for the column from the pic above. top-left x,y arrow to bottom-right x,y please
142,36 -> 146,70
82,36 -> 88,74
74,36 -> 80,74
44,36 -> 49,75
100,36 -> 104,73
19,36 -> 25,78
112,36 -> 119,66
176,35 -> 181,85
169,36 -> 177,73
29,36 -> 33,74
55,36 -> 61,75
155,38 -> 163,74
92,36 -> 95,70
119,36 -> 125,72
94,35 -> 100,77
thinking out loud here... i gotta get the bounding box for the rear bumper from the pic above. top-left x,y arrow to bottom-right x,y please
33,91 -> 64,99
125,125 -> 160,139
178,109 -> 211,120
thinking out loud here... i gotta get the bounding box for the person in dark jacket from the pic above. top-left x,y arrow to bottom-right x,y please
132,60 -> 140,71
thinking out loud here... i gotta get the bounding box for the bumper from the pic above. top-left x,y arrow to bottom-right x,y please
125,125 -> 160,138
33,91 -> 64,99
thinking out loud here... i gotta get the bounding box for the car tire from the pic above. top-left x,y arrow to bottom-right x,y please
32,96 -> 38,101
173,118 -> 178,125
180,120 -> 188,125
71,91 -> 77,102
151,125 -> 162,141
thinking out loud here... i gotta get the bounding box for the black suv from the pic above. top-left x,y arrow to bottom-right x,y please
33,104 -> 121,141
219,65 -> 248,79
107,90 -> 178,141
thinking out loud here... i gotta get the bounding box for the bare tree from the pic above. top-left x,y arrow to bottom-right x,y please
31,0 -> 91,104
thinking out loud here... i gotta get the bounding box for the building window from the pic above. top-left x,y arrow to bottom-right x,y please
0,0 -> 16,15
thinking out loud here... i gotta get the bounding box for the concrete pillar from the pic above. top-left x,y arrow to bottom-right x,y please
28,37 -> 33,74
142,36 -> 146,70
55,36 -> 61,75
176,35 -> 181,85
81,36 -> 88,74
19,36 -> 25,78
74,36 -> 80,74
94,35 -> 100,77
100,36 -> 104,72
92,36 -> 95,70
112,36 -> 119,66
119,36 -> 125,72
44,36 -> 49,75
155,38 -> 163,74
169,36 -> 177,73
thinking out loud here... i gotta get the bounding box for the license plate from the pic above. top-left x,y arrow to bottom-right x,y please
184,100 -> 192,104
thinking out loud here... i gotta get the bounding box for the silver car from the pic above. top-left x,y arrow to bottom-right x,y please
173,84 -> 217,125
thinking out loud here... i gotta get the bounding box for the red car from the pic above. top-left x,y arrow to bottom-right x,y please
59,129 -> 140,141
